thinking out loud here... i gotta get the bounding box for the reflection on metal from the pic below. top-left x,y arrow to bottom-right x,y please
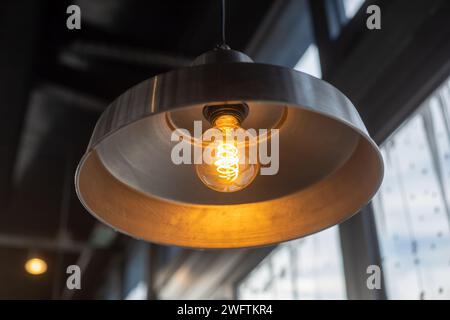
75,48 -> 383,249
373,77 -> 450,299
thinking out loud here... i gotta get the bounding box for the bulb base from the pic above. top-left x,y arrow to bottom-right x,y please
203,103 -> 249,126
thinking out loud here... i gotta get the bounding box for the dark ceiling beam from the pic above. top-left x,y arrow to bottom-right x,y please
0,2 -> 44,209
60,41 -> 192,70
309,0 -> 334,77
0,233 -> 87,253
0,216 -> 116,254
38,83 -> 107,113
46,57 -> 165,102
50,42 -> 192,102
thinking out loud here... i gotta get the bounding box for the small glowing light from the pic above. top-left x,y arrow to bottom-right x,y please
196,114 -> 259,192
25,258 -> 47,275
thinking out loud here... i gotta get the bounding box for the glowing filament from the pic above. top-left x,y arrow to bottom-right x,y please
214,142 -> 239,182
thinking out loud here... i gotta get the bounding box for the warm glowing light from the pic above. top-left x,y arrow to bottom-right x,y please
25,258 -> 47,275
214,140 -> 239,182
196,114 -> 259,192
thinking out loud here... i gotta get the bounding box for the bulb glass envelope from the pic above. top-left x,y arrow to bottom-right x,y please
75,50 -> 383,249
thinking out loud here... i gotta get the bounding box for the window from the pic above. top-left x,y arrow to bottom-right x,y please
372,77 -> 450,299
125,281 -> 147,300
294,44 -> 322,79
237,227 -> 346,299
342,0 -> 365,19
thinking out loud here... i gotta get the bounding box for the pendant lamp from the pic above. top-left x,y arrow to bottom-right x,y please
75,46 -> 383,248
75,5 -> 383,249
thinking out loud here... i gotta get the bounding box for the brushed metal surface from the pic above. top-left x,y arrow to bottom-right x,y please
75,56 -> 383,248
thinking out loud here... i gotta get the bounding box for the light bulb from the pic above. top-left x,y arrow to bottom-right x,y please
196,114 -> 259,192
25,258 -> 47,275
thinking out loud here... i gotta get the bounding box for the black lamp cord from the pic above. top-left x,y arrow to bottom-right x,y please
219,0 -> 229,49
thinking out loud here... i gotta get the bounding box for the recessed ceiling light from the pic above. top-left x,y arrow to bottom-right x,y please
25,258 -> 47,275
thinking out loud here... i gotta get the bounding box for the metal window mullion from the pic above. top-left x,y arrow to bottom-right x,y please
421,105 -> 450,231
338,204 -> 387,299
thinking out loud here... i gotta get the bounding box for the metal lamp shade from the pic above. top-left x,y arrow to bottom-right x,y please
75,50 -> 383,249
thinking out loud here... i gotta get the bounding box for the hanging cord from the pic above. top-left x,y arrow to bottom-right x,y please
219,0 -> 229,48
221,0 -> 226,45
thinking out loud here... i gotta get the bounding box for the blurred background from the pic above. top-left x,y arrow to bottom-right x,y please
0,0 -> 449,299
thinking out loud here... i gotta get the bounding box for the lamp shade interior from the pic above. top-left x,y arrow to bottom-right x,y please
94,104 -> 361,205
